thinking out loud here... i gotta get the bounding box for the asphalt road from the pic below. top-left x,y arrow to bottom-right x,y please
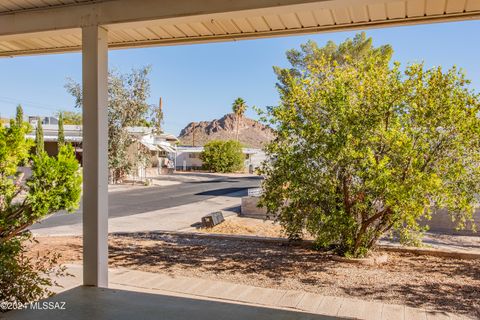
31,175 -> 262,230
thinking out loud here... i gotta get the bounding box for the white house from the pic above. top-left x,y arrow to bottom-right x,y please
175,146 -> 266,172
24,122 -> 178,175
25,122 -> 84,162
126,127 -> 178,178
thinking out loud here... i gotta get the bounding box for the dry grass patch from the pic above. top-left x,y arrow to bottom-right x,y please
196,216 -> 283,238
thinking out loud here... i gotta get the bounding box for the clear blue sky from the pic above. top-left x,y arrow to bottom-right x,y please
0,20 -> 479,135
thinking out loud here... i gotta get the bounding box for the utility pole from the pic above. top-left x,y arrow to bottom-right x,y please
156,97 -> 164,134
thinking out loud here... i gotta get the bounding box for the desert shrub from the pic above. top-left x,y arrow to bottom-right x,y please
200,140 -> 244,173
259,33 -> 480,257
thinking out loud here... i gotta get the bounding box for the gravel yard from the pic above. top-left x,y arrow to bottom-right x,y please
29,234 -> 480,318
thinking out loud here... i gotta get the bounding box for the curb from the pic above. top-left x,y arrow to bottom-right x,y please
111,230 -> 480,260
112,230 -> 303,245
377,244 -> 480,260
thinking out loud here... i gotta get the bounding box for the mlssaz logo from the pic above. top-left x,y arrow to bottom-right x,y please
30,301 -> 66,310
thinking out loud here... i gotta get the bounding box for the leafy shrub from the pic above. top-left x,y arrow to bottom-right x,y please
66,67 -> 157,183
259,33 -> 480,257
200,140 -> 244,173
0,112 -> 81,309
0,234 -> 68,310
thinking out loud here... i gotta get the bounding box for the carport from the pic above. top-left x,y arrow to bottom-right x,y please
1,0 -> 479,318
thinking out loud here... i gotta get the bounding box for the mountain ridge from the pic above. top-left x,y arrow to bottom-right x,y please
178,113 -> 274,148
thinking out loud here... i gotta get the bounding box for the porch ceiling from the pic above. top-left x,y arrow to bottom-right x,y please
0,0 -> 479,57
0,0 -> 94,13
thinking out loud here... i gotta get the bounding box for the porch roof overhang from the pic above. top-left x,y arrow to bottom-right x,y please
25,134 -> 83,143
139,140 -> 160,152
158,144 -> 176,154
0,0 -> 479,57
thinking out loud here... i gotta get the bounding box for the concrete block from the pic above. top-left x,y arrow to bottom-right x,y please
337,298 -> 369,319
381,304 -> 405,320
405,306 -> 427,320
316,296 -> 343,316
240,196 -> 268,219
296,293 -> 324,313
276,290 -> 305,309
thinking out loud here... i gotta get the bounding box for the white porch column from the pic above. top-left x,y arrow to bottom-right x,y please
82,25 -> 108,287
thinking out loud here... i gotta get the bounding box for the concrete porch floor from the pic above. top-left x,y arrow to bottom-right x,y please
3,286 -> 339,320
3,264 -> 465,320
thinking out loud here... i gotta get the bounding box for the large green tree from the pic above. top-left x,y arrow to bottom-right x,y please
66,67 -> 153,183
260,33 -> 480,257
200,140 -> 244,173
0,108 -> 81,308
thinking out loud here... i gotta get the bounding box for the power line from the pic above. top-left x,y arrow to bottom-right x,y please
0,95 -> 66,112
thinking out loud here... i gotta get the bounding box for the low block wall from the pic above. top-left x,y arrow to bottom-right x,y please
240,196 -> 479,236
240,196 -> 268,219
423,209 -> 480,236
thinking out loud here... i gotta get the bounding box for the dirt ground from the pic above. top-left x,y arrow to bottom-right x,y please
195,216 -> 284,238
29,234 -> 480,318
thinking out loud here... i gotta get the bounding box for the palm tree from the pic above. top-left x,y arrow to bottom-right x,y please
232,97 -> 247,142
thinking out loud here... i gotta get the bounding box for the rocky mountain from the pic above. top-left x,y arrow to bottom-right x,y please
178,113 -> 274,148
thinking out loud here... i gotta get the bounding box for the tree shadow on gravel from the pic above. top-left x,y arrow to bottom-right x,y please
107,233 -> 480,318
340,281 -> 479,318
109,233 -> 331,283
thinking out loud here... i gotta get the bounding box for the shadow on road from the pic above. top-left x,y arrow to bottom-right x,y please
222,205 -> 241,214
195,188 -> 247,197
187,179 -> 239,184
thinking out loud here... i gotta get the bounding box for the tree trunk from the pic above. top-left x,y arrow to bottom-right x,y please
235,115 -> 239,141
352,207 -> 393,256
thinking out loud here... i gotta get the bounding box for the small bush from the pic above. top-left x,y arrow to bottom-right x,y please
200,140 -> 244,173
0,234 -> 69,311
